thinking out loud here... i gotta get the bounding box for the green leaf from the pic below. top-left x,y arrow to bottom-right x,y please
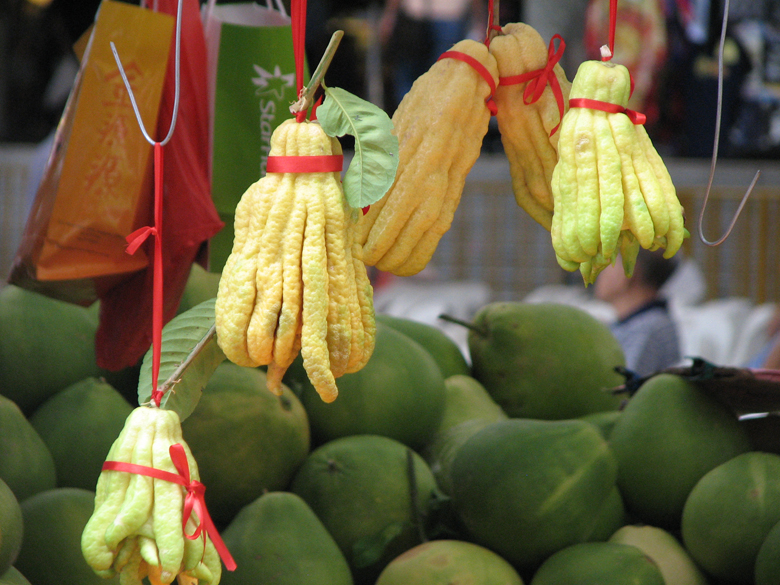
137,298 -> 226,422
317,86 -> 399,209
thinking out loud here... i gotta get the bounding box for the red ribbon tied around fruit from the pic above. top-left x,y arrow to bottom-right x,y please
498,34 -> 566,136
102,443 -> 237,571
438,50 -> 498,115
568,97 -> 647,125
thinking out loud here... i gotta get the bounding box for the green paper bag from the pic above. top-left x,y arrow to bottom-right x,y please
202,0 -> 307,272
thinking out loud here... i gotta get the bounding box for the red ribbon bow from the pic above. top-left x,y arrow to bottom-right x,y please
568,97 -> 646,125
498,34 -> 566,136
102,443 -> 237,572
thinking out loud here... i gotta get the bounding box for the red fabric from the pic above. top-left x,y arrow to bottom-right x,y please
437,51 -> 497,115
103,443 -> 236,571
569,97 -> 646,125
266,154 -> 343,173
95,0 -> 223,372
498,34 -> 566,135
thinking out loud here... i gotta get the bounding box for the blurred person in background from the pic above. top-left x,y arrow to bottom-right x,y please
594,247 -> 682,377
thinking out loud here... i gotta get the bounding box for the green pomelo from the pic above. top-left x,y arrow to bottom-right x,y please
181,362 -> 310,526
583,486 -> 626,542
422,375 -> 508,496
0,285 -> 102,415
176,263 -> 221,315
580,410 -> 622,440
375,314 -> 470,378
450,418 -> 618,572
0,394 -> 56,502
0,567 -> 30,585
290,434 -> 440,584
29,377 -> 133,491
285,322 -> 446,451
465,302 -> 624,419
0,478 -> 22,575
755,518 -> 780,585
609,525 -> 709,585
609,373 -> 752,530
681,451 -> 780,584
375,540 -> 524,585
15,488 -> 119,585
530,542 -> 665,585
220,491 -> 353,585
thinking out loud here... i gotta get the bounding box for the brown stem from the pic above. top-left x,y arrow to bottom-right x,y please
438,313 -> 487,337
290,30 -> 344,116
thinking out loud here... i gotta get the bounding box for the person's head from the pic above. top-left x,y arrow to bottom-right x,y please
594,248 -> 679,306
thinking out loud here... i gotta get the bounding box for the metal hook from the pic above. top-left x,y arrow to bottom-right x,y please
698,0 -> 760,247
109,0 -> 183,146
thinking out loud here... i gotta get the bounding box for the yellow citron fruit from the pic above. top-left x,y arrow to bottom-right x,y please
551,59 -> 686,285
356,39 -> 499,276
215,118 -> 376,403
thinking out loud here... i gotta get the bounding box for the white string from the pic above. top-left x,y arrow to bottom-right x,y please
109,0 -> 184,146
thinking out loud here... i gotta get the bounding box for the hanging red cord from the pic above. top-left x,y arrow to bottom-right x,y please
604,0 -> 618,60
291,0 -> 308,122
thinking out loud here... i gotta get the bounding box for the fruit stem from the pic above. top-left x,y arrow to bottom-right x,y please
290,29 -> 344,116
438,313 -> 487,337
156,324 -> 219,399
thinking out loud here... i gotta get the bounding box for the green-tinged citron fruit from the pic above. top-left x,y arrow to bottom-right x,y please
682,451 -> 780,585
530,542 -> 665,585
285,322 -> 446,451
0,567 -> 31,585
464,302 -> 624,419
451,418 -> 618,572
290,434 -> 440,585
0,394 -> 56,502
0,285 -> 102,415
609,373 -> 751,530
375,314 -> 470,378
29,377 -> 132,491
181,362 -> 310,526
755,518 -> 780,585
176,263 -> 222,315
609,525 -> 709,585
220,491 -> 353,585
422,375 -> 508,496
0,477 -> 22,575
376,540 -> 525,585
15,488 -> 119,585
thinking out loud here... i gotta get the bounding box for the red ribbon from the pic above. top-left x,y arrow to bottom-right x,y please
605,0 -> 618,61
498,34 -> 566,135
265,154 -> 343,173
291,0 -> 307,122
569,97 -> 646,125
125,142 -> 164,407
102,443 -> 237,572
437,51 -> 498,115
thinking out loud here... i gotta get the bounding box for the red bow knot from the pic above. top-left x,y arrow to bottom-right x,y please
126,225 -> 158,255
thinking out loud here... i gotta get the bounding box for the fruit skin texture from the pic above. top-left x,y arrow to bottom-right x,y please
609,524 -> 709,585
450,418 -> 618,573
286,321 -> 446,452
181,362 -> 311,526
375,539 -> 525,585
29,377 -> 133,491
467,302 -> 624,419
0,477 -> 22,575
374,313 -> 470,378
609,373 -> 752,530
0,285 -> 102,415
489,22 -> 572,231
16,487 -> 120,585
681,451 -> 780,585
290,434 -> 439,585
357,39 -> 499,276
0,394 -> 56,503
530,542 -> 665,585
219,491 -> 353,585
755,517 -> 780,585
0,567 -> 31,585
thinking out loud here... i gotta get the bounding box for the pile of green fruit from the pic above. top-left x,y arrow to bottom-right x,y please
2,268 -> 780,585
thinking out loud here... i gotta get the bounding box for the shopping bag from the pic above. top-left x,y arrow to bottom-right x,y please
202,0 -> 305,271
95,0 -> 224,371
9,0 -> 175,306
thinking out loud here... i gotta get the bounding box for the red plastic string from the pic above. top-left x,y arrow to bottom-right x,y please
265,154 -> 343,173
103,443 -> 237,572
569,97 -> 646,124
604,0 -> 618,60
125,142 -> 165,407
498,34 -> 566,135
291,0 -> 307,122
437,51 -> 497,115
484,0 -> 502,46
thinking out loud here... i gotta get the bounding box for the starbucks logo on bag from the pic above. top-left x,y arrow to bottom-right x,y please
252,64 -> 295,99
252,64 -> 295,176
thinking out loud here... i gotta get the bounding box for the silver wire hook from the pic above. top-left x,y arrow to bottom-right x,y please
109,0 -> 183,146
697,0 -> 760,247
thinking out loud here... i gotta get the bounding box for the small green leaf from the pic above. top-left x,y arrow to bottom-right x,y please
317,86 -> 399,209
138,298 -> 226,422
